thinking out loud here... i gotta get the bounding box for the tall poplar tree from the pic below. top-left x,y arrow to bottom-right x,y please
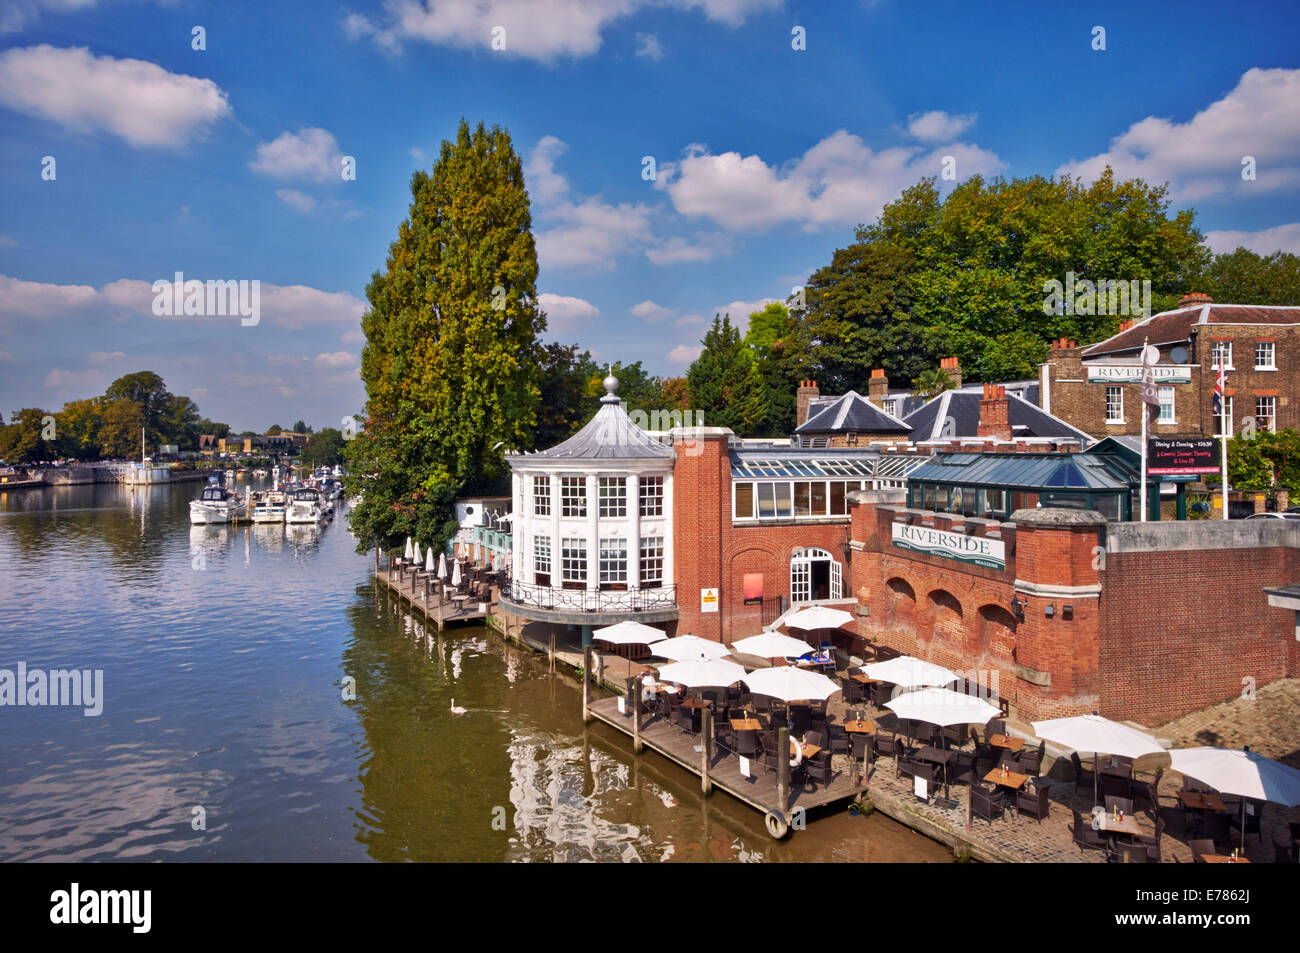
346,120 -> 544,553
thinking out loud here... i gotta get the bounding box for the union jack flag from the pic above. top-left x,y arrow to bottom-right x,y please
1212,365 -> 1226,418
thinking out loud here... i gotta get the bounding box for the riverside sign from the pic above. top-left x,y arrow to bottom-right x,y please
891,523 -> 1006,570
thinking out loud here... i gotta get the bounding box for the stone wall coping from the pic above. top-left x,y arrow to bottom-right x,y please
1107,518 -> 1300,554
1009,507 -> 1107,527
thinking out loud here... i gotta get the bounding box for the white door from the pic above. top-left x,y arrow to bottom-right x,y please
790,556 -> 811,604
830,558 -> 842,599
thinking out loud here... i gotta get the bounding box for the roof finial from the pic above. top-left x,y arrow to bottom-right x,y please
603,365 -> 619,397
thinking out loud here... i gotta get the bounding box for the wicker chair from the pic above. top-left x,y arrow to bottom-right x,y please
1016,780 -> 1051,823
1072,809 -> 1111,857
971,784 -> 1005,823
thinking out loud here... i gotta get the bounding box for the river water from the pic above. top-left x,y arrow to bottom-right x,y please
0,480 -> 950,862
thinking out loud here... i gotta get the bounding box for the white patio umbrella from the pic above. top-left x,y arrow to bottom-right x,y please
1031,713 -> 1164,804
450,559 -> 461,588
863,655 -> 958,688
783,606 -> 855,631
731,631 -> 816,660
647,635 -> 730,662
742,667 -> 840,704
592,620 -> 665,646
413,540 -> 423,565
886,688 -> 1001,729
655,658 -> 747,688
425,546 -> 436,573
403,536 -> 413,561
437,552 -> 447,580
1170,746 -> 1300,842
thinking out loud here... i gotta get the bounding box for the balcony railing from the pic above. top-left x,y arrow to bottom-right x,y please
502,580 -> 678,614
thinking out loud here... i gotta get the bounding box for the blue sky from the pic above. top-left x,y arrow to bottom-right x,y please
2,0 -> 1299,430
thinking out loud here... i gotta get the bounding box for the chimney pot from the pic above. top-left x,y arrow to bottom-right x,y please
1178,292 -> 1213,309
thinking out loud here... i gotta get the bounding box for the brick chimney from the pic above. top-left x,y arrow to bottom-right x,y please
939,356 -> 962,389
797,379 -> 819,427
1118,319 -> 1134,333
978,383 -> 1011,442
867,368 -> 889,408
1177,292 -> 1213,309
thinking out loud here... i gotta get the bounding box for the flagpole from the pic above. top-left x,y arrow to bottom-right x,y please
1140,338 -> 1149,523
1220,369 -> 1230,520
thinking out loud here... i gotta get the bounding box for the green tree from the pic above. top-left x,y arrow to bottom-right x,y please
911,367 -> 956,402
1195,248 -> 1300,305
535,343 -> 599,447
0,408 -> 54,463
302,428 -> 346,468
291,420 -> 309,435
686,314 -> 756,434
98,398 -> 145,459
104,371 -> 172,447
56,398 -> 103,460
266,424 -> 283,435
347,119 -> 544,554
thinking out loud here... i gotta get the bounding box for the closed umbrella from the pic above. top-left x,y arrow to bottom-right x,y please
404,536 -> 413,561
1170,746 -> 1300,843
1031,713 -> 1164,804
413,540 -> 422,565
450,559 -> 461,588
731,632 -> 815,660
437,552 -> 447,580
655,658 -> 747,688
425,546 -> 436,573
742,667 -> 840,704
863,655 -> 958,689
647,635 -> 730,662
592,620 -> 665,647
783,606 -> 854,630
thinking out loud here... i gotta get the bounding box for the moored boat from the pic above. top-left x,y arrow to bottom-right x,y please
190,480 -> 247,524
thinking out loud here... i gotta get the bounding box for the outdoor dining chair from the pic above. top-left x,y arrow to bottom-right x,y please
1071,752 -> 1097,797
972,784 -> 1005,823
1131,816 -> 1165,863
1228,800 -> 1263,844
1071,809 -> 1112,856
1101,774 -> 1130,801
1116,843 -> 1150,863
1189,839 -> 1217,863
1272,837 -> 1297,863
802,751 -> 834,792
1104,796 -> 1134,816
1016,780 -> 1051,823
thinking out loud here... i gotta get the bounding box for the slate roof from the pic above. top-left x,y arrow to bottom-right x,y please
1081,304 -> 1300,359
506,383 -> 673,462
902,389 -> 1091,443
794,390 -> 911,435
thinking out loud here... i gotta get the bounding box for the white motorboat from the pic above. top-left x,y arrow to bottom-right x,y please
251,489 -> 287,523
190,482 -> 247,524
285,486 -> 325,524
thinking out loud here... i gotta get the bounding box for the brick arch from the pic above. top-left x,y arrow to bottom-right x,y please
884,576 -> 917,635
975,604 -> 1018,664
925,589 -> 965,654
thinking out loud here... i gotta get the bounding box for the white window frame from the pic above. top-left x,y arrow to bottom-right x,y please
1157,385 -> 1175,424
1214,396 -> 1234,438
640,537 -> 664,587
560,477 -> 586,518
1105,386 -> 1124,424
1256,395 -> 1277,434
1211,341 -> 1233,371
598,477 -> 626,518
532,475 -> 551,516
561,537 -> 586,585
1256,341 -> 1276,370
639,476 -> 663,517
598,537 -> 627,588
533,535 -> 551,584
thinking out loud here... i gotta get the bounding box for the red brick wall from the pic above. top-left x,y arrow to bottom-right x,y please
1098,543 -> 1300,725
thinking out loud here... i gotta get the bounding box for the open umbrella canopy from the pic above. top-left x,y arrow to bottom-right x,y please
592,620 -> 665,646
1031,714 -> 1164,761
886,688 -> 1001,728
742,667 -> 840,703
863,655 -> 958,688
731,631 -> 815,659
1170,747 -> 1300,807
655,658 -> 747,688
647,635 -> 730,661
783,606 -> 855,631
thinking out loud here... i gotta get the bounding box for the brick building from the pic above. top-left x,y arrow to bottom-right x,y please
1040,294 -> 1300,439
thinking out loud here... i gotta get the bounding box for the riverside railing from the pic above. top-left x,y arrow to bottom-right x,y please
502,580 -> 678,614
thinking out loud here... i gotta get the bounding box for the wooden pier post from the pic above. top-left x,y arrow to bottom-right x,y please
632,683 -> 643,754
700,707 -> 713,795
548,632 -> 556,672
581,645 -> 593,724
423,576 -> 430,607
776,725 -> 790,814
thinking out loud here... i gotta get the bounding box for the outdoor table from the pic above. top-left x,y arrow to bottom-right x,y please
730,717 -> 762,732
843,719 -> 876,734
1096,812 -> 1143,838
984,766 -> 1028,791
989,734 -> 1023,752
679,698 -> 712,710
799,743 -> 822,759
849,674 -> 881,684
1200,854 -> 1250,864
1179,791 -> 1229,812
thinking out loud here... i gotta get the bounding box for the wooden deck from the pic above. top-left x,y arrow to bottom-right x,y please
375,564 -> 493,629
587,695 -> 861,837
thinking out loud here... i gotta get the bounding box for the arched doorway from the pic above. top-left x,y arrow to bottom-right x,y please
790,547 -> 841,603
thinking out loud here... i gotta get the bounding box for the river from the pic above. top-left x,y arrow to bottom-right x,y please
0,479 -> 951,862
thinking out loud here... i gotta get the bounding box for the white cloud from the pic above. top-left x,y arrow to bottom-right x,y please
715,297 -> 777,323
86,350 -> 126,364
410,146 -> 425,161
525,135 -> 571,206
635,32 -> 663,60
539,292 -> 600,335
1057,68 -> 1300,201
313,351 -> 360,369
0,45 -> 230,147
645,231 -> 731,265
0,274 -> 366,331
251,128 -> 344,183
1205,223 -> 1300,256
906,110 -> 975,142
340,327 -> 366,345
44,367 -> 104,391
276,189 -> 317,214
536,195 -> 654,271
656,130 -> 1004,232
1,1 -> 97,35
630,299 -> 673,322
667,344 -> 703,364
344,0 -> 778,62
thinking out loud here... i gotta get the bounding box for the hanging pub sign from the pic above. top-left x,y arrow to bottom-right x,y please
1147,437 -> 1220,476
